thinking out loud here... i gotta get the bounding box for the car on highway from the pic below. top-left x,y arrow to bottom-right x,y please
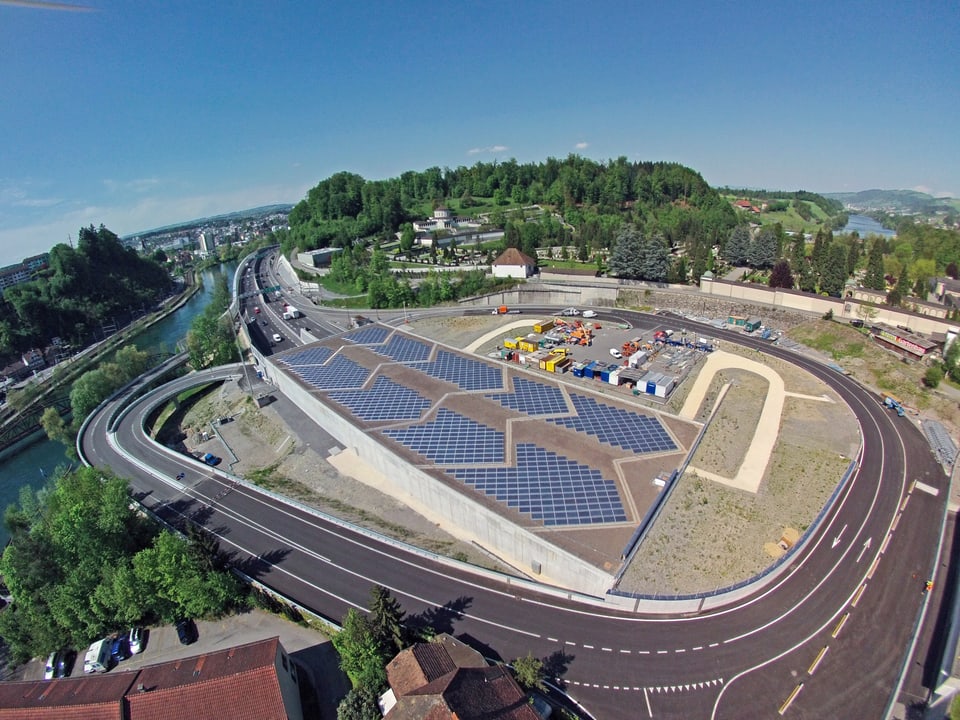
202,453 -> 222,466
272,333 -> 282,343
560,307 -> 580,316
582,309 -> 597,318
175,618 -> 197,645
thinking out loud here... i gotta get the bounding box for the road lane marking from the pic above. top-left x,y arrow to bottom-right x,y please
583,644 -> 594,649
832,612 -> 850,638
915,481 -> 939,496
547,637 -> 558,642
778,683 -> 804,715
851,584 -> 866,607
808,646 -> 829,675
644,688 -> 652,717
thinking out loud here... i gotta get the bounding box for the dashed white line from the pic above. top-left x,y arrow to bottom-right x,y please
620,649 -> 632,654
583,644 -> 594,649
602,647 -> 612,652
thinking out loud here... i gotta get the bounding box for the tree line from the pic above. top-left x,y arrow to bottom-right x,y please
0,466 -> 244,662
0,225 -> 172,355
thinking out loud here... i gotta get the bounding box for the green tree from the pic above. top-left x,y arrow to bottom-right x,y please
725,225 -> 751,265
41,406 -> 72,447
511,652 -> 545,691
924,365 -> 943,388
608,225 -> 644,279
333,608 -> 388,690
69,368 -> 115,422
864,240 -> 886,290
820,243 -> 849,297
337,686 -> 382,720
368,585 -> 405,656
944,339 -> 960,382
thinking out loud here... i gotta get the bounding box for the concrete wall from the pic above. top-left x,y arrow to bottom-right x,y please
259,355 -> 615,596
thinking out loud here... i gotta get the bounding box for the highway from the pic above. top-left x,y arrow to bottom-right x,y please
79,256 -> 948,718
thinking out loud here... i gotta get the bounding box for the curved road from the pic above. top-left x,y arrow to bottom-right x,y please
81,297 -> 947,719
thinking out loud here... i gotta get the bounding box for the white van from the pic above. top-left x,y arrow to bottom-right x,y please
83,638 -> 110,673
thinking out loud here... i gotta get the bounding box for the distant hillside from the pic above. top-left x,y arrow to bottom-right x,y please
125,204 -> 293,239
825,189 -> 958,215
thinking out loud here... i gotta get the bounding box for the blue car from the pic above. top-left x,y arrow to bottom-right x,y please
202,453 -> 221,467
110,636 -> 128,664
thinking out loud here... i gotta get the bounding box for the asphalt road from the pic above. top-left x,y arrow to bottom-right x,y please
79,276 -> 949,719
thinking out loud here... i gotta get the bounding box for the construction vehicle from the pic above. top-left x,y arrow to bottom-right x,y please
882,394 -> 906,417
622,337 -> 643,355
491,305 -> 509,315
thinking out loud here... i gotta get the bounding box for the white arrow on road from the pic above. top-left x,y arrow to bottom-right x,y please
832,524 -> 848,549
856,537 -> 873,563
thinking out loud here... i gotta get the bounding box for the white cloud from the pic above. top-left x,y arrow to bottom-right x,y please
575,141 -> 589,150
467,145 -> 509,155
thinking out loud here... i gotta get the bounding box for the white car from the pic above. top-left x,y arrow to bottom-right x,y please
560,307 -> 580,316
272,333 -> 282,343
582,310 -> 597,318
128,627 -> 143,655
44,651 -> 57,680
609,348 -> 623,359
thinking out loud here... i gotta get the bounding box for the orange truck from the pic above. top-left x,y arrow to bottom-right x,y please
491,306 -> 509,315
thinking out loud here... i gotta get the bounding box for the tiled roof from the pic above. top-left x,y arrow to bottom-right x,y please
387,643 -> 456,696
492,248 -> 536,267
0,638 -> 291,720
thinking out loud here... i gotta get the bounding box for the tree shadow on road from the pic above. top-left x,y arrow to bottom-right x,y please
543,648 -> 574,687
407,595 -> 473,638
232,548 -> 292,581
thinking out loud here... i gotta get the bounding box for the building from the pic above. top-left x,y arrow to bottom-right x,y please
0,637 -> 303,720
413,206 -> 456,234
296,247 -> 342,267
0,253 -> 49,296
198,231 -> 216,257
492,248 -> 537,279
930,276 -> 960,310
380,634 -> 541,720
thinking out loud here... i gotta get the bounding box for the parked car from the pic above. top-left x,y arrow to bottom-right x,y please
54,650 -> 75,678
609,348 -> 623,359
110,636 -> 129,664
202,453 -> 221,466
128,626 -> 144,655
44,651 -> 57,680
581,309 -> 597,318
175,618 -> 197,645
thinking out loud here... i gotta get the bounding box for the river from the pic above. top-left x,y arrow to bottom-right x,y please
837,213 -> 896,238
0,261 -> 238,547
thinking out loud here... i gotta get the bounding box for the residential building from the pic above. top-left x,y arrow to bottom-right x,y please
0,253 -> 49,296
492,248 -> 537,279
198,231 -> 216,257
0,637 -> 303,720
380,634 -> 541,720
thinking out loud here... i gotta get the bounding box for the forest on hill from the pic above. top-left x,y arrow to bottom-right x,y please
0,225 -> 172,354
286,155 -> 739,279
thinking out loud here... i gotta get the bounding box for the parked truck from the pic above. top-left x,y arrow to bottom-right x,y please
83,638 -> 111,674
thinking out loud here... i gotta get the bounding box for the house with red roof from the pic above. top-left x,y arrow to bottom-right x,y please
492,248 -> 537,279
380,634 -> 542,720
0,637 -> 303,720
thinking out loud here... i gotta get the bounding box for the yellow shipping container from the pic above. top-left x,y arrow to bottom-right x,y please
518,340 -> 538,353
533,319 -> 555,333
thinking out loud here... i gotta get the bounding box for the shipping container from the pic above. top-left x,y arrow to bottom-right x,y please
533,319 -> 555,333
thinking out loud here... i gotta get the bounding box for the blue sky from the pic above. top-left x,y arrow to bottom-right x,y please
1,0 -> 957,266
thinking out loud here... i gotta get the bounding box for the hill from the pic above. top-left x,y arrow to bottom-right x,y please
124,204 -> 294,240
825,189 -> 958,215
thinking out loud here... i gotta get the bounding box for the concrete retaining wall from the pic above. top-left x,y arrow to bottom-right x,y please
258,355 -> 616,596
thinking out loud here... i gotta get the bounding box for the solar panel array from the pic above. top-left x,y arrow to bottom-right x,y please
485,377 -> 569,415
278,346 -> 333,368
383,409 -> 504,464
548,394 -> 677,454
411,350 -> 503,390
343,325 -> 391,345
446,443 -> 626,526
372,334 -> 433,362
289,355 -> 370,390
328,376 -> 431,421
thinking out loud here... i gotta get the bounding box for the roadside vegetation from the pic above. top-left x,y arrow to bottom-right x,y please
0,466 -> 245,663
185,273 -> 239,370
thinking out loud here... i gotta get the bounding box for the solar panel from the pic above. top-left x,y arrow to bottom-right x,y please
278,346 -> 334,367
410,350 -> 503,390
343,326 -> 391,345
548,394 -> 677,454
372,334 -> 433,362
328,376 -> 431,421
445,443 -> 627,526
383,409 -> 504,464
485,377 -> 568,415
289,355 -> 370,390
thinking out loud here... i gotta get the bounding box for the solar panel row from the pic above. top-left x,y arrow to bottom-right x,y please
549,394 -> 677,454
382,409 -> 505,464
328,376 -> 431,421
410,350 -> 503,390
485,376 -> 568,415
290,355 -> 370,390
279,346 -> 334,367
446,443 -> 627,526
372,335 -> 433,362
343,325 -> 391,345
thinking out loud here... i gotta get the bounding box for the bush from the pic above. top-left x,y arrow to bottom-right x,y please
924,365 -> 944,388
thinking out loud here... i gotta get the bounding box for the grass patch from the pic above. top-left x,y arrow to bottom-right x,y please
177,382 -> 214,404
